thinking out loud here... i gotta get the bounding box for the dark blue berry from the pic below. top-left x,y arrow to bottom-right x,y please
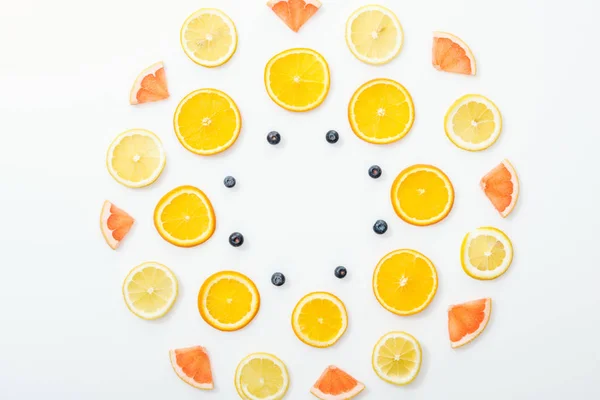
224,176 -> 236,188
267,131 -> 281,145
369,165 -> 382,179
271,272 -> 285,286
229,232 -> 244,247
334,266 -> 347,279
373,220 -> 388,234
326,130 -> 339,144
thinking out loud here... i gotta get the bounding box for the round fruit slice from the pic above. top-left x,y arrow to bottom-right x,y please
373,249 -> 438,316
291,292 -> 348,348
122,262 -> 178,320
445,94 -> 502,151
390,164 -> 454,226
198,271 -> 260,331
448,298 -> 492,348
100,200 -> 134,250
346,5 -> 403,65
129,61 -> 169,105
461,227 -> 513,280
264,48 -> 330,112
267,0 -> 321,32
372,331 -> 421,385
310,365 -> 365,400
235,353 -> 289,400
348,79 -> 415,144
180,8 -> 237,67
432,32 -> 476,75
169,346 -> 213,390
481,159 -> 519,217
106,129 -> 166,188
174,89 -> 241,155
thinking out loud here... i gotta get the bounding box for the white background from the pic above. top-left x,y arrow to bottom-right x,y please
1,0 -> 599,398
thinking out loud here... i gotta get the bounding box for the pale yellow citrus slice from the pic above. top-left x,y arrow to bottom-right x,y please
235,353 -> 289,400
291,292 -> 348,348
372,331 -> 422,385
461,227 -> 513,280
445,94 -> 502,151
122,262 -> 178,320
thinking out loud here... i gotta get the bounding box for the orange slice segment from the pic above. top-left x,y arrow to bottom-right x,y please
129,62 -> 169,105
480,160 -> 519,217
310,365 -> 365,400
448,298 -> 492,348
169,346 -> 213,390
432,32 -> 476,75
267,0 -> 321,32
100,201 -> 134,249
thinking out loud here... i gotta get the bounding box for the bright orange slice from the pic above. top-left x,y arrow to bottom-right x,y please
100,201 -> 134,249
448,298 -> 492,348
267,0 -> 321,32
129,62 -> 169,105
481,160 -> 519,217
432,32 -> 476,75
310,365 -> 365,400
169,346 -> 213,390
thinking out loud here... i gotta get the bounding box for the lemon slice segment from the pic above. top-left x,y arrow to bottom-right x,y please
122,262 -> 178,320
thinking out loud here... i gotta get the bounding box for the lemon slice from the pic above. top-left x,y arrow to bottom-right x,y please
348,78 -> 415,144
461,227 -> 513,280
445,94 -> 502,151
372,331 -> 422,385
346,5 -> 403,65
291,292 -> 348,348
235,353 -> 289,400
264,48 -> 330,112
122,262 -> 178,320
106,129 -> 166,188
180,8 -> 237,67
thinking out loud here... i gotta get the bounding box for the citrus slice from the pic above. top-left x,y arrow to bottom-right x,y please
373,249 -> 438,316
129,62 -> 169,105
267,0 -> 321,32
310,365 -> 365,400
348,79 -> 414,144
346,5 -> 403,65
264,48 -> 330,112
106,129 -> 166,188
432,32 -> 476,75
444,94 -> 502,151
235,353 -> 289,400
291,292 -> 348,348
173,88 -> 241,155
122,262 -> 178,320
461,227 -> 513,280
390,164 -> 454,226
100,200 -> 134,249
180,8 -> 237,67
154,185 -> 216,248
372,331 -> 421,385
198,271 -> 260,331
448,298 -> 492,348
481,159 -> 519,217
169,346 -> 213,390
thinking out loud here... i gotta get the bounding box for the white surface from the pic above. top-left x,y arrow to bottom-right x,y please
0,0 -> 599,398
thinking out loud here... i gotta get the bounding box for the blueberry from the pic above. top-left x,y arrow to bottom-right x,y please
224,176 -> 236,188
267,131 -> 281,145
334,266 -> 347,279
271,272 -> 285,286
229,232 -> 244,247
326,130 -> 339,144
373,220 -> 388,234
368,165 -> 382,179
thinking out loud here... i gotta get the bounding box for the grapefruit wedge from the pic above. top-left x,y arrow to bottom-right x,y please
480,159 -> 519,217
169,346 -> 214,390
311,365 -> 365,399
100,201 -> 134,249
432,32 -> 476,75
267,0 -> 321,32
448,298 -> 492,348
130,62 -> 169,105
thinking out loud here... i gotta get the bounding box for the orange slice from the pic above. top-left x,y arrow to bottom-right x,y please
100,200 -> 134,249
310,365 -> 365,400
432,32 -> 476,75
267,0 -> 321,32
481,160 -> 519,217
129,62 -> 169,105
448,298 -> 492,348
169,346 -> 213,390
291,292 -> 348,348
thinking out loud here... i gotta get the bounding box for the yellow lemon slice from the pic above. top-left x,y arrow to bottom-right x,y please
444,94 -> 502,151
180,8 -> 237,67
154,185 -> 216,247
106,129 -> 166,188
390,164 -> 454,226
198,271 -> 260,331
291,292 -> 348,348
373,249 -> 438,316
461,227 -> 513,280
122,262 -> 178,320
264,48 -> 330,112
174,88 -> 241,155
372,331 -> 422,385
235,353 -> 289,400
346,5 -> 403,65
348,78 -> 415,144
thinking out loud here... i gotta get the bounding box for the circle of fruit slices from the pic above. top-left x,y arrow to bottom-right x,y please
198,271 -> 260,331
235,352 -> 289,400
373,249 -> 438,316
106,129 -> 166,188
264,48 -> 330,112
372,331 -> 422,385
348,78 -> 415,144
180,8 -> 237,68
390,164 -> 454,226
173,88 -> 241,155
432,31 -> 476,75
122,262 -> 178,320
345,5 -> 403,65
461,227 -> 513,280
310,365 -> 365,400
291,291 -> 348,348
448,298 -> 492,349
444,94 -> 502,151
154,185 -> 216,248
169,346 -> 213,390
480,159 -> 519,218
